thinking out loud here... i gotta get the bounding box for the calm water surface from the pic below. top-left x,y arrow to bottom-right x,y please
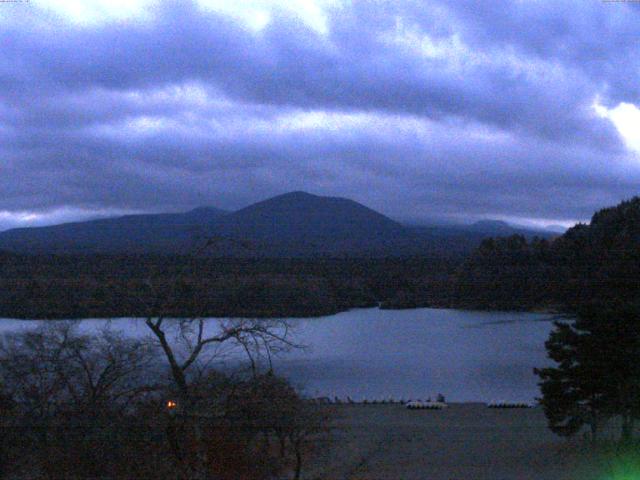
0,308 -> 555,402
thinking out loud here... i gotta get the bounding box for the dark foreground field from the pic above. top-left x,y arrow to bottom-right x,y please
305,404 -> 611,480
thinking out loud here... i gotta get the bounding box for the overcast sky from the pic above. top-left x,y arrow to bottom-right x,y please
1,0 -> 639,231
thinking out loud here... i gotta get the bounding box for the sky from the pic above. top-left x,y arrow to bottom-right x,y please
1,0 -> 639,231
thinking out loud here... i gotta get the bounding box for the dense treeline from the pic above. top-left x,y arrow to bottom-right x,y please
0,254 -> 459,319
453,235 -> 560,310
454,197 -> 640,311
526,198 -> 640,449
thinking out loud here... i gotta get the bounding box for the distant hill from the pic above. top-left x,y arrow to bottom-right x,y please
470,219 -> 564,236
406,220 -> 558,257
470,219 -> 513,232
0,192 -> 558,257
0,207 -> 228,254
545,225 -> 569,234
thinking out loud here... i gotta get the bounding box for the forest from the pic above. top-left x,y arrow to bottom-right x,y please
454,197 -> 640,312
1,197 -> 640,319
0,254 -> 459,319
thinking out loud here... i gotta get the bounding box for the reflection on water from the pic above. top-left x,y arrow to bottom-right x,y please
0,308 -> 554,402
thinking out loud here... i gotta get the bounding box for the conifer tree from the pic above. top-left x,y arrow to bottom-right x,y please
535,303 -> 640,443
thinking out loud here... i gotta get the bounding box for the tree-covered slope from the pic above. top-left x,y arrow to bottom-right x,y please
453,197 -> 640,310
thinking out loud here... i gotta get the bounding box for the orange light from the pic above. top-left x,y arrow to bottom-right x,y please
166,400 -> 177,409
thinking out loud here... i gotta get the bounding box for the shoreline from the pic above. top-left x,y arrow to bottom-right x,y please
0,303 -> 562,322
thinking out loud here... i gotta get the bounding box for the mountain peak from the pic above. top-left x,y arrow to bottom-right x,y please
277,190 -> 316,198
471,220 -> 512,230
264,191 -> 325,204
212,191 -> 407,255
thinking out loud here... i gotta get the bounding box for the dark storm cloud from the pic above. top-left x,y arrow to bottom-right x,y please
0,0 -> 639,230
3,1 -> 621,145
439,0 -> 640,104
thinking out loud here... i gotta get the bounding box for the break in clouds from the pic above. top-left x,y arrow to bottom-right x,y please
1,0 -> 640,231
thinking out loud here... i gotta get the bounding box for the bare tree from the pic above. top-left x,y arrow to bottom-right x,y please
0,322 -> 156,414
140,237 -> 300,405
141,316 -> 298,479
0,322 -> 159,478
144,317 -> 296,403
137,238 -> 302,479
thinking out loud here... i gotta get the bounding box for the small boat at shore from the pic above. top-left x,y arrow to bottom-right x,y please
406,400 -> 448,410
487,401 -> 533,409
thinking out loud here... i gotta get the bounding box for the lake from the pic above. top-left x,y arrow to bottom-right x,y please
0,308 -> 556,403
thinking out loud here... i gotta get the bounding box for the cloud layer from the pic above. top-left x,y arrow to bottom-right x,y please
1,0 -> 639,230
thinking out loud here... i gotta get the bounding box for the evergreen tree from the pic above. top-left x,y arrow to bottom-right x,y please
535,319 -> 608,442
535,303 -> 640,443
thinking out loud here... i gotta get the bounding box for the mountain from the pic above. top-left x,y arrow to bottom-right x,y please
0,207 -> 228,254
0,191 -> 559,257
405,219 -> 558,257
218,191 -> 405,239
0,192 -> 413,256
470,220 -> 516,235
469,219 -> 562,238
209,191 -> 410,256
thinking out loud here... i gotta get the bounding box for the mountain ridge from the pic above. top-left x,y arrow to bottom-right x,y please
0,192 -> 557,256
